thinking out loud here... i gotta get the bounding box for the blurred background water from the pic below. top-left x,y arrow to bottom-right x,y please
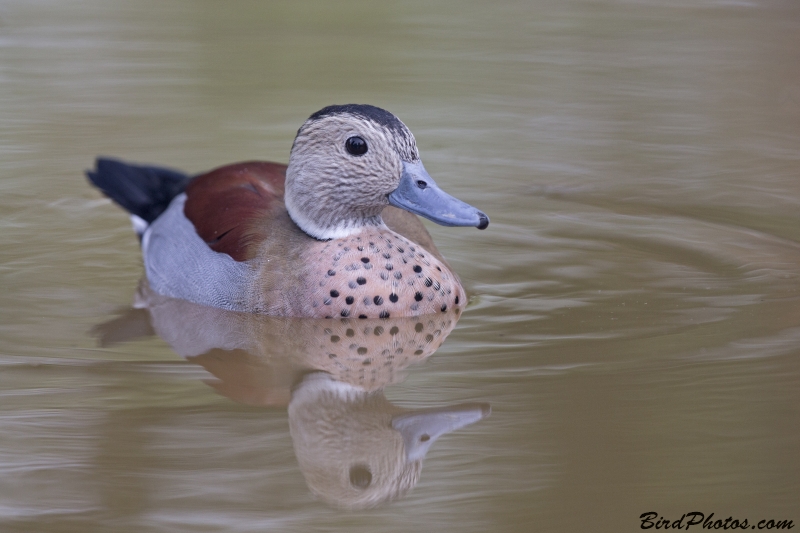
1,0 -> 799,531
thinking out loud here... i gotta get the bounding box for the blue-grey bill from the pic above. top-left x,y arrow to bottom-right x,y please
392,402 -> 491,462
388,161 -> 489,230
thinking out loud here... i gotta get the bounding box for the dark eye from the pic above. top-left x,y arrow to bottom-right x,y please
349,464 -> 372,489
345,136 -> 368,156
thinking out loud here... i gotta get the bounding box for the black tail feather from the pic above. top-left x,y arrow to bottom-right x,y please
86,158 -> 191,223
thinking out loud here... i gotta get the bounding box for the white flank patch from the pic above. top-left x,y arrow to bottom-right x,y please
130,214 -> 149,236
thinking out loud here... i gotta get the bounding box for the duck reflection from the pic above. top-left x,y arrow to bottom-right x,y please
289,373 -> 488,508
94,281 -> 490,509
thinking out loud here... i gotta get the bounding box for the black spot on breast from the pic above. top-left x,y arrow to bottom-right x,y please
441,304 -> 448,312
357,246 -> 364,251
358,314 -> 368,319
413,265 -> 422,273
414,292 -> 423,302
455,295 -> 460,304
436,266 -> 441,271
389,293 -> 398,303
382,252 -> 391,259
415,322 -> 424,332
414,349 -> 423,355
385,263 -> 393,271
346,329 -> 355,337
373,295 -> 383,305
327,269 -> 336,276
357,277 -> 366,285
330,335 -> 340,343
348,281 -> 358,289
432,281 -> 440,291
380,272 -> 389,280
424,278 -> 433,287
390,326 -> 399,335
341,309 -> 350,317
394,272 -> 402,280
357,347 -> 368,355
346,296 -> 354,304
374,326 -> 384,336
379,310 -> 390,319
361,257 -> 370,263
330,289 -> 339,297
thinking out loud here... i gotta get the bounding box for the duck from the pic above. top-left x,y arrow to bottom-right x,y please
87,104 -> 488,318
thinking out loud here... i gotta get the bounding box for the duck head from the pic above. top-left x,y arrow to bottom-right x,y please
285,104 -> 489,241
288,372 -> 490,509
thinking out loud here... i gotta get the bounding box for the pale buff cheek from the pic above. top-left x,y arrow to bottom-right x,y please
289,119 -> 405,212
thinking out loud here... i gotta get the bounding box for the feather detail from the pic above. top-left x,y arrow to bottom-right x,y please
184,161 -> 287,261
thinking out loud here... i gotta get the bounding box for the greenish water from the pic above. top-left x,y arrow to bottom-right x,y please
1,1 -> 798,531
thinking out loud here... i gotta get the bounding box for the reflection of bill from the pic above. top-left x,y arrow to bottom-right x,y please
93,281 -> 490,509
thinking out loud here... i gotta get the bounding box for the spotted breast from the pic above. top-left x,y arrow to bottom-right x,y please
297,231 -> 465,319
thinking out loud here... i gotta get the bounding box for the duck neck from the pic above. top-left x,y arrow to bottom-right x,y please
284,191 -> 386,241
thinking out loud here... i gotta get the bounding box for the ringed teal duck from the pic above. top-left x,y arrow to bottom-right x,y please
87,104 -> 488,318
